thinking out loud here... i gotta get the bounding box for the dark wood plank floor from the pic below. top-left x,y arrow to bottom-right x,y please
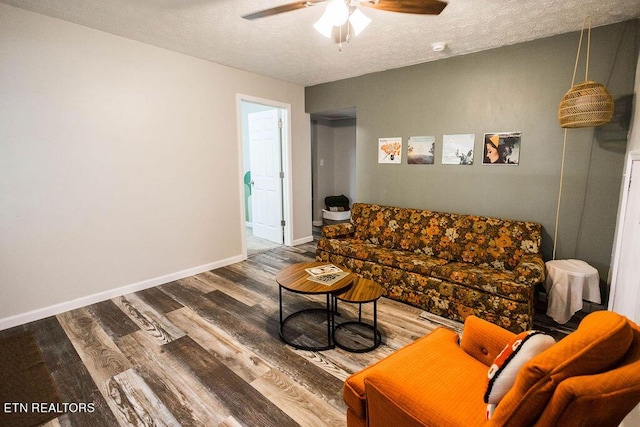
0,238 -> 579,427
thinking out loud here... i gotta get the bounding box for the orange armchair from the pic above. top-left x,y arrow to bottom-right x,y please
344,311 -> 640,426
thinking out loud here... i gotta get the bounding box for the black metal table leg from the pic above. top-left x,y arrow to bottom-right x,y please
333,298 -> 382,353
278,284 -> 336,351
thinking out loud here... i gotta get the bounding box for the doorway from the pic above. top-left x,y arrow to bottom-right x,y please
310,108 -> 357,226
238,96 -> 293,257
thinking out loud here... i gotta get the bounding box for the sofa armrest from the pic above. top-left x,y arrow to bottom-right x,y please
460,315 -> 516,367
322,222 -> 354,238
513,253 -> 546,286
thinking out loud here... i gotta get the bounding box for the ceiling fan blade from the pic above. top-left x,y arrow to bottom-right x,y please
360,0 -> 447,15
242,1 -> 326,20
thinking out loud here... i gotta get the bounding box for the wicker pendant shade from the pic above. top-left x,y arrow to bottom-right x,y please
558,80 -> 614,128
557,18 -> 614,129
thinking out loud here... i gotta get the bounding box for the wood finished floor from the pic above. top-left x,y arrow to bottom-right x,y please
1,239 -> 580,427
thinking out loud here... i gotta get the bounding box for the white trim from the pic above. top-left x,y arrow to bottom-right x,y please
293,235 -> 314,246
0,255 -> 244,331
236,94 -> 294,252
608,150 -> 640,312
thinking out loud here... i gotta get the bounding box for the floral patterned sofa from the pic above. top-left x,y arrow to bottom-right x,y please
316,203 -> 545,333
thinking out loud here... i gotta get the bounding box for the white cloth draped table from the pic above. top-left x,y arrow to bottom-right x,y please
544,259 -> 601,324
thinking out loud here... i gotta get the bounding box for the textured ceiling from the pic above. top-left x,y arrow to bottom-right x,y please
2,0 -> 639,86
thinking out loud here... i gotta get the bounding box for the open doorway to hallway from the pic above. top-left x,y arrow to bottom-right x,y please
239,97 -> 292,256
310,107 -> 357,226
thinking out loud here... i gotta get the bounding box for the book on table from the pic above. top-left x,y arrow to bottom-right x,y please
305,264 -> 342,277
305,264 -> 350,285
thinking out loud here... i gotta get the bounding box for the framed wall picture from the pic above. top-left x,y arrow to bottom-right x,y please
483,132 -> 521,165
408,136 -> 435,164
442,134 -> 474,165
378,137 -> 402,164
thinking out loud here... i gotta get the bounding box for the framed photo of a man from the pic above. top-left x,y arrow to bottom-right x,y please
483,132 -> 521,165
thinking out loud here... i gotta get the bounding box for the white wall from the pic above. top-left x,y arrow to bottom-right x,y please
612,51 -> 640,427
610,51 -> 640,321
0,4 -> 311,327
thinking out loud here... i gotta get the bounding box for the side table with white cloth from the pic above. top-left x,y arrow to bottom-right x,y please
544,259 -> 601,324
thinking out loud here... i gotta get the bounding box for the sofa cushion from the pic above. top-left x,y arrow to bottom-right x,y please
317,238 -> 448,275
322,222 -> 354,238
431,262 -> 531,302
349,203 -> 543,270
489,311 -> 634,425
317,251 -> 534,333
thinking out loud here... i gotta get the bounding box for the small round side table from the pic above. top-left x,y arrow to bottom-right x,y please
544,259 -> 601,324
333,277 -> 385,353
276,262 -> 353,351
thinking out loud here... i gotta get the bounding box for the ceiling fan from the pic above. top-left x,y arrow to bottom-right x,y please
242,0 -> 447,47
242,0 -> 448,21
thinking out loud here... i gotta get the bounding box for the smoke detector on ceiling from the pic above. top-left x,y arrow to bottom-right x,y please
432,42 -> 447,52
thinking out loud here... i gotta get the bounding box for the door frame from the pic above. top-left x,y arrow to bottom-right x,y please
608,150 -> 640,319
237,94 -> 293,257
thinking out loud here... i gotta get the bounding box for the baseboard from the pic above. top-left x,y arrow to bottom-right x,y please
312,220 -> 323,227
0,254 -> 245,331
293,235 -> 314,246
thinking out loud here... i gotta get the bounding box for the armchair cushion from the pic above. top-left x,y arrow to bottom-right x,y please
361,334 -> 489,427
490,310 -> 635,425
345,316 -> 516,425
365,370 -> 487,427
344,328 -> 455,420
535,322 -> 640,426
460,315 -> 516,367
484,331 -> 555,418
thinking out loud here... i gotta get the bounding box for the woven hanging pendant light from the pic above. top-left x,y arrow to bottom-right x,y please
552,17 -> 614,260
557,18 -> 614,128
559,81 -> 614,128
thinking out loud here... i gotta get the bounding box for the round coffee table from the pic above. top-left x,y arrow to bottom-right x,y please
333,277 -> 385,353
276,262 -> 353,351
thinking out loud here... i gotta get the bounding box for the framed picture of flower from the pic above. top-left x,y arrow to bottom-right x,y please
378,137 -> 402,164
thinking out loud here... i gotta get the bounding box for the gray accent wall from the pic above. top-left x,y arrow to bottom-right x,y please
306,20 -> 639,302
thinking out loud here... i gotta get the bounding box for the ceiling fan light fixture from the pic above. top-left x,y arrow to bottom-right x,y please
324,0 -> 350,26
313,14 -> 334,38
349,8 -> 371,36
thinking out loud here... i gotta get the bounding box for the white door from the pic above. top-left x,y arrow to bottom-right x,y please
248,109 -> 283,244
610,157 -> 640,322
